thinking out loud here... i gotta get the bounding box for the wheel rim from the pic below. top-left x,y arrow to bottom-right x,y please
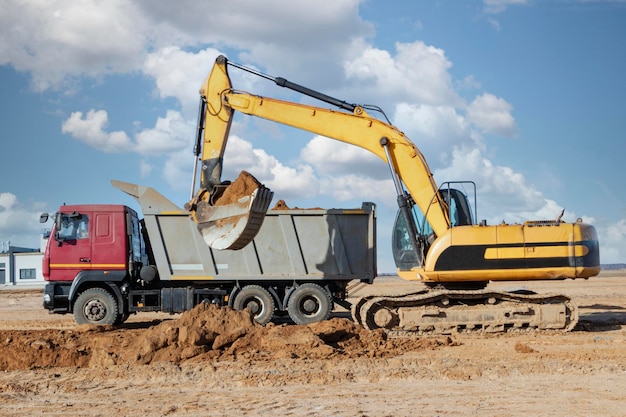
243,298 -> 262,315
233,285 -> 275,325
84,298 -> 107,322
300,296 -> 320,316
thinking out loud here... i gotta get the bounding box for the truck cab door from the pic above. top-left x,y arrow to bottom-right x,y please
46,211 -> 92,282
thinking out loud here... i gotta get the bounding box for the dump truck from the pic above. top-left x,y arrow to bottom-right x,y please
41,181 -> 376,326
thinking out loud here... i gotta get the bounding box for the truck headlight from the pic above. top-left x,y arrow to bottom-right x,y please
43,294 -> 51,303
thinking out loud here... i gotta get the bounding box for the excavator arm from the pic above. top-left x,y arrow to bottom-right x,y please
186,57 -> 273,250
195,56 -> 451,257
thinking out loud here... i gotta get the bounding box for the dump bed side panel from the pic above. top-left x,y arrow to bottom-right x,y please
144,203 -> 376,282
213,205 -> 376,281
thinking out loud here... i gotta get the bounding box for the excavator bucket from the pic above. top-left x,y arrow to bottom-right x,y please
111,174 -> 273,251
190,170 -> 273,250
194,183 -> 273,250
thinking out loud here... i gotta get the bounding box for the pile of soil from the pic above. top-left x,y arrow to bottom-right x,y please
214,171 -> 262,206
0,303 -> 452,371
272,199 -> 290,210
1,277 -> 625,416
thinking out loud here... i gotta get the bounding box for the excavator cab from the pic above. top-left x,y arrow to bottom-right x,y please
438,182 -> 476,228
392,183 -> 475,270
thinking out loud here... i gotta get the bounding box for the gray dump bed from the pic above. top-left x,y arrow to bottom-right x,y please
114,181 -> 376,283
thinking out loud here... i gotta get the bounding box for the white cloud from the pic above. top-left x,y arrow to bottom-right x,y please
301,136 -> 387,179
62,108 -> 193,156
483,0 -> 528,14
394,103 -> 476,166
467,93 -> 518,137
61,110 -> 134,152
174,0 -> 374,79
0,192 -> 47,248
0,193 -> 17,211
434,147 -> 563,224
143,47 -> 222,117
343,41 -> 461,106
219,136 -> 320,200
134,110 -> 193,155
319,174 -> 395,203
457,75 -> 482,91
139,160 -> 153,178
162,149 -> 194,193
0,0 -> 146,91
597,219 -> 626,264
0,0 -> 372,93
297,137 -> 396,204
266,164 -> 319,199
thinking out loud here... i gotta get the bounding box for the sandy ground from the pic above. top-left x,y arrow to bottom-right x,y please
0,272 -> 625,417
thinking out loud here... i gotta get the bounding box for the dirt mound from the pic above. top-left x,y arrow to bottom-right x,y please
0,329 -> 91,370
215,171 -> 262,205
272,199 -> 290,210
0,304 -> 453,371
125,303 -> 259,365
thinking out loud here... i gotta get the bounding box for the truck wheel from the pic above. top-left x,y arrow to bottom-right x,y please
287,283 -> 333,325
232,285 -> 275,325
73,288 -> 120,326
115,312 -> 130,325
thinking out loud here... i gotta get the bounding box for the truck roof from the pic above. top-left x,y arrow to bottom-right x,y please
57,204 -> 130,213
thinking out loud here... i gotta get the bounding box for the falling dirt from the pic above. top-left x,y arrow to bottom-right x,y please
214,171 -> 262,206
1,273 -> 625,416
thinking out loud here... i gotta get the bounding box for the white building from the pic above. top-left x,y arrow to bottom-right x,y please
0,237 -> 47,287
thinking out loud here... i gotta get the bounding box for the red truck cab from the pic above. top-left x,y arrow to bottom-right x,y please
42,204 -> 144,322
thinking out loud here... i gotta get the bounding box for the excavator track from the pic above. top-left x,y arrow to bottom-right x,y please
351,289 -> 578,337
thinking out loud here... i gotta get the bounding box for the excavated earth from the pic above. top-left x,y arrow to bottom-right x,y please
0,272 -> 625,416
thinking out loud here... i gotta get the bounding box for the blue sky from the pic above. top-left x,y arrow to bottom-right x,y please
1,0 -> 625,271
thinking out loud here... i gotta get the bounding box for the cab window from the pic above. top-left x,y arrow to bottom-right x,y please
58,214 -> 89,240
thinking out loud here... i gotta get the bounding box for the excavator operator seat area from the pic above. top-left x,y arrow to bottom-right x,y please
439,183 -> 476,228
441,188 -> 474,227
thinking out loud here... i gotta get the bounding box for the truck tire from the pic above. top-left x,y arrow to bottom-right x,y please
287,283 -> 333,325
232,285 -> 275,325
73,288 -> 120,326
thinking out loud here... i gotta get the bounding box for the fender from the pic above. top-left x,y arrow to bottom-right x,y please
68,270 -> 128,313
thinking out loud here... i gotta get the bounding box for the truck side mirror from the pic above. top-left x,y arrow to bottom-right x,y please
54,213 -> 65,246
40,213 -> 49,223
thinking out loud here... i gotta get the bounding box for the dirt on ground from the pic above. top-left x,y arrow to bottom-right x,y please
0,272 -> 625,416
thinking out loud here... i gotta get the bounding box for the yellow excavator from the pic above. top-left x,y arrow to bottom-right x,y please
189,55 -> 600,334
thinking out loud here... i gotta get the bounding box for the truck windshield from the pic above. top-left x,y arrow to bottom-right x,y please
57,214 -> 89,240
